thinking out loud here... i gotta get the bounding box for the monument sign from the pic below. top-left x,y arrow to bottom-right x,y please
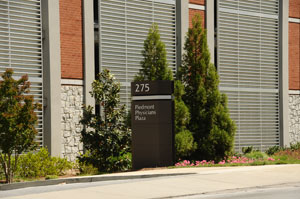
131,80 -> 174,169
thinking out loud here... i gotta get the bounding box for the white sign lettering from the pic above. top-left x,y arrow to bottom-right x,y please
134,104 -> 156,121
135,83 -> 150,93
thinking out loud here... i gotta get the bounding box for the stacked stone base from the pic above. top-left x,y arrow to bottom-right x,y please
61,85 -> 84,161
289,93 -> 300,144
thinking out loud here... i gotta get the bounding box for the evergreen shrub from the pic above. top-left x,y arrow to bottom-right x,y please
79,69 -> 131,172
242,146 -> 254,154
178,14 -> 236,161
135,23 -> 173,81
135,24 -> 196,160
17,147 -> 72,178
174,80 -> 197,160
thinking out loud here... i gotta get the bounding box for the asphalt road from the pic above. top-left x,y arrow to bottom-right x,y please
178,184 -> 300,199
1,179 -> 300,199
1,165 -> 300,199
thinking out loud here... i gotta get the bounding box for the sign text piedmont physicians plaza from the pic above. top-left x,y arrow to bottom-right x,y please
134,104 -> 156,121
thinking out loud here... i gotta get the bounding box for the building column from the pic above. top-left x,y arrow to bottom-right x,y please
176,0 -> 189,69
280,0 -> 289,147
83,0 -> 95,108
42,0 -> 62,156
206,0 -> 214,64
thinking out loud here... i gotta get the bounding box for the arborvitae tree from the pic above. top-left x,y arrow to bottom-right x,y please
135,23 -> 195,160
0,69 -> 41,183
174,80 -> 197,160
178,14 -> 236,161
80,69 -> 131,172
135,23 -> 173,81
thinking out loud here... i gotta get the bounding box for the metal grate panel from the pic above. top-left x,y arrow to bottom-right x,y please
0,0 -> 43,146
98,0 -> 176,107
217,0 -> 280,152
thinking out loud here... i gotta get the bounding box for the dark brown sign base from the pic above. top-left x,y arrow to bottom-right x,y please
131,100 -> 174,170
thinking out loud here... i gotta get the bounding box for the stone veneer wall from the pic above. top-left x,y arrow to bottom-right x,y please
61,85 -> 84,161
289,93 -> 300,144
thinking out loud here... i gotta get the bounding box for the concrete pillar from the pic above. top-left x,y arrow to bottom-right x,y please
206,0 -> 215,64
176,0 -> 189,69
280,0 -> 290,147
83,0 -> 95,108
42,0 -> 62,156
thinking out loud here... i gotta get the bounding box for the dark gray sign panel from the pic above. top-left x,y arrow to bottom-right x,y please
131,81 -> 174,170
131,81 -> 173,96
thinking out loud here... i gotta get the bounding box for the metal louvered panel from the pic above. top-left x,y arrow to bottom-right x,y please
0,0 -> 43,146
98,0 -> 176,107
217,0 -> 280,152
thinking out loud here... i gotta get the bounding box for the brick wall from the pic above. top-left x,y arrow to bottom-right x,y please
289,0 -> 300,18
189,0 -> 205,28
60,0 -> 83,80
289,23 -> 300,90
189,0 -> 205,5
189,9 -> 205,28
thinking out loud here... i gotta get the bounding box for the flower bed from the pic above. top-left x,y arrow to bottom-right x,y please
175,156 -> 285,167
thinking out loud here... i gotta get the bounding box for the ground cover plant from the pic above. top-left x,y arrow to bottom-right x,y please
174,142 -> 300,167
0,147 -> 73,183
16,147 -> 72,179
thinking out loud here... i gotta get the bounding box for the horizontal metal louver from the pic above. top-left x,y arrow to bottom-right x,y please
0,0 -> 43,146
217,0 -> 280,152
98,0 -> 176,107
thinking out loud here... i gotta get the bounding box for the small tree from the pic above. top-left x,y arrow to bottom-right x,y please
174,80 -> 197,160
135,23 -> 195,160
179,14 -> 236,161
79,69 -> 131,172
135,23 -> 173,81
0,69 -> 40,183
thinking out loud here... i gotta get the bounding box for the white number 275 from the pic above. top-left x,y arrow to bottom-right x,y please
135,83 -> 150,92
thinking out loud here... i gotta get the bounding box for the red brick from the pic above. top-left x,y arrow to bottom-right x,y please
60,0 -> 83,80
189,9 -> 205,29
189,0 -> 205,5
289,23 -> 300,90
289,0 -> 300,18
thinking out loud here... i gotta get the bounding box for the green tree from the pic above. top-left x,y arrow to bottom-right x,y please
135,23 -> 173,81
0,69 -> 41,183
174,80 -> 197,160
135,23 -> 195,160
178,14 -> 236,161
79,69 -> 131,172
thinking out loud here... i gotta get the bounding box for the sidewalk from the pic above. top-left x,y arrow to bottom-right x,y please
1,164 -> 300,198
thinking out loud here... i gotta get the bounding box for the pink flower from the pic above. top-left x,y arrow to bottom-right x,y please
183,160 -> 190,164
218,160 -> 225,165
267,157 -> 275,161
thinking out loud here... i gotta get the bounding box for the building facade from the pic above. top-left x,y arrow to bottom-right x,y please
0,0 -> 299,160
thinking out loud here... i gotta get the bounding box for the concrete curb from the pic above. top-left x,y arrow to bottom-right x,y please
0,172 -> 196,191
